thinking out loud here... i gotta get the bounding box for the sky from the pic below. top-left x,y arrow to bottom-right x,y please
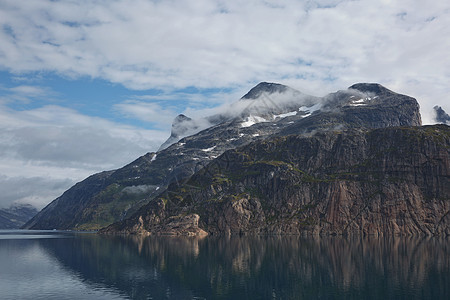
0,0 -> 449,209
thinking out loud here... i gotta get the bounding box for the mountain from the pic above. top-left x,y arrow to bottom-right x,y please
24,82 -> 422,231
241,82 -> 290,99
434,106 -> 450,125
0,204 -> 38,229
102,125 -> 449,236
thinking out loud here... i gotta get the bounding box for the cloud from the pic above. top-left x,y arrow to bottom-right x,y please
0,84 -> 57,104
0,175 -> 74,209
1,0 -> 449,122
114,88 -> 247,126
0,102 -> 168,209
114,101 -> 178,129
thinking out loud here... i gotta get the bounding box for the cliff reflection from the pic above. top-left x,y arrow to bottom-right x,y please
41,235 -> 449,299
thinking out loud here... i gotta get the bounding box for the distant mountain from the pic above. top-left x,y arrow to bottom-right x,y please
24,82 -> 422,231
434,106 -> 450,124
0,204 -> 38,229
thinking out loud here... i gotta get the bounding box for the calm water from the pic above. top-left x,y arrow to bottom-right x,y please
0,230 -> 448,299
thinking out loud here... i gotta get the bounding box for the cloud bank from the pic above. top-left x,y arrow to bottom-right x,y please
0,1 -> 449,95
0,100 -> 167,208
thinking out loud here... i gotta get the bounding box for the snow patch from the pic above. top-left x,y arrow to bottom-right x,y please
349,97 -> 374,106
241,115 -> 268,128
202,146 -> 216,152
151,154 -> 157,161
273,111 -> 297,119
299,102 -> 322,114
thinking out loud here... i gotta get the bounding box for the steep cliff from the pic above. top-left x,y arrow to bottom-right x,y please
102,125 -> 449,236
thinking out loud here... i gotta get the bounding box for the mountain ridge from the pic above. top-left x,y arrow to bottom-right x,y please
0,204 -> 38,229
24,82 -> 424,231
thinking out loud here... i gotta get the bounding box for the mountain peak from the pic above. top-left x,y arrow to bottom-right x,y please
173,114 -> 192,124
433,106 -> 450,124
349,83 -> 392,95
241,82 -> 289,100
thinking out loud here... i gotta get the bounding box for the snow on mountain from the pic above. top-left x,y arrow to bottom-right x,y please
241,115 -> 269,128
158,114 -> 214,151
160,82 -> 322,149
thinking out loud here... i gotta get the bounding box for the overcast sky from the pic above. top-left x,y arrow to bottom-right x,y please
1,0 -> 449,209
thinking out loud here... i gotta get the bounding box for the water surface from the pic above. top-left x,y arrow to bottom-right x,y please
0,230 -> 448,299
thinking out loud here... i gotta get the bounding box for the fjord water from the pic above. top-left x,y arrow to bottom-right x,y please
0,230 -> 448,299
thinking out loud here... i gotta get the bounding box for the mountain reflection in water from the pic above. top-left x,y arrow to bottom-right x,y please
35,234 -> 449,299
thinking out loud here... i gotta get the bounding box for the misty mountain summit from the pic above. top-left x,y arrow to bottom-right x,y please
158,114 -> 199,151
24,82 -> 449,236
241,82 -> 290,100
434,105 -> 450,125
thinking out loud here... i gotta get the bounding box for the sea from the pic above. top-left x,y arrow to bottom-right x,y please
0,230 -> 448,299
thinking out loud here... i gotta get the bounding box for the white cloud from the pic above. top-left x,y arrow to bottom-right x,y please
0,175 -> 75,209
0,84 -> 57,104
0,101 -> 168,209
114,101 -> 178,128
1,0 -> 448,120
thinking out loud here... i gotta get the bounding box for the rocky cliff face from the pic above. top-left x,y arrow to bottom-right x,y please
25,82 -> 422,231
102,125 -> 449,236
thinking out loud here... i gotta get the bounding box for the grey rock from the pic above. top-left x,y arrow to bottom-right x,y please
102,125 -> 449,236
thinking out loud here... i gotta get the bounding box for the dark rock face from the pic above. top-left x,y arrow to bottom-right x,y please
102,125 -> 449,236
0,204 -> 38,229
25,82 -> 423,231
434,105 -> 450,124
241,82 -> 289,99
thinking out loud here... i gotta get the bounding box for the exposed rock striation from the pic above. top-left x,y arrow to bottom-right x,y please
102,125 -> 449,236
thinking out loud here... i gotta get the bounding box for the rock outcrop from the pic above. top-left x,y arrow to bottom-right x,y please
102,125 -> 449,236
